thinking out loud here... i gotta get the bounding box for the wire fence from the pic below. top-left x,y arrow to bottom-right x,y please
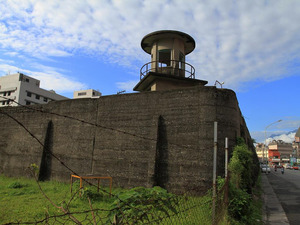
4,187 -> 228,225
3,175 -> 229,225
0,96 -> 229,225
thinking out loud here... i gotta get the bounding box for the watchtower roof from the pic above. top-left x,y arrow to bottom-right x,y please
141,30 -> 196,55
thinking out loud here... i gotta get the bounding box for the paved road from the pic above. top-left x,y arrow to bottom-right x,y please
266,168 -> 300,225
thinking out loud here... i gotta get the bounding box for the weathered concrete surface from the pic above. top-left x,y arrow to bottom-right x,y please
0,85 -> 254,194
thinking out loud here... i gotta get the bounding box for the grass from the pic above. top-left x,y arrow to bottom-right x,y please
0,174 -> 214,224
0,175 -> 115,224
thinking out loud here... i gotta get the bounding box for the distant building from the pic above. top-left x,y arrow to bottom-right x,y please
293,127 -> 300,163
73,89 -> 102,99
268,140 -> 293,166
0,73 -> 68,107
295,127 -> 300,143
255,143 -> 268,163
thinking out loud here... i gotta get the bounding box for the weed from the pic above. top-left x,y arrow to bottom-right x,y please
107,186 -> 178,224
8,181 -> 25,189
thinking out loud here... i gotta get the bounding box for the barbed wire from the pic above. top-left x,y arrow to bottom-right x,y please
0,96 -> 214,151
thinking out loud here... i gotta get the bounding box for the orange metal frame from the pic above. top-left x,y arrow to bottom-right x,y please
70,175 -> 112,197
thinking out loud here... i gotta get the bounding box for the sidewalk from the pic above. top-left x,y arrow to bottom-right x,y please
261,173 -> 290,225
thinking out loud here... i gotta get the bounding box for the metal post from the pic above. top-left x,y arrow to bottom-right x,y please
224,137 -> 229,208
225,137 -> 228,179
212,121 -> 218,224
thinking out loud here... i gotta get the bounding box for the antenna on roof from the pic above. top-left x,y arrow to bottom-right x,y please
214,80 -> 224,88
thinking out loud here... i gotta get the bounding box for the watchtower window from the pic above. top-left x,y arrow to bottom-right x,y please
179,52 -> 185,69
158,49 -> 171,66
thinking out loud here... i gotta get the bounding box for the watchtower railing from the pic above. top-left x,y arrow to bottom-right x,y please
140,60 -> 195,80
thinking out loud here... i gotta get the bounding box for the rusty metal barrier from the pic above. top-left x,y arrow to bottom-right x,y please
70,174 -> 112,197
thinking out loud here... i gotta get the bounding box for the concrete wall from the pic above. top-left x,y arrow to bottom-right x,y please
0,85 -> 253,195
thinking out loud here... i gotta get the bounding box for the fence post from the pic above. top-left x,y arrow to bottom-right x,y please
212,121 -> 217,224
225,137 -> 229,208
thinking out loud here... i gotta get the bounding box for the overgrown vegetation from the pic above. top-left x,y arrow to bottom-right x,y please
227,138 -> 262,225
0,175 -> 212,224
0,138 -> 262,224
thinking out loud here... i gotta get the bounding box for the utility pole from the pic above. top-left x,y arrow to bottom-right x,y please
212,121 -> 217,224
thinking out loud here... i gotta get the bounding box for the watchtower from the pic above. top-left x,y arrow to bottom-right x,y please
134,30 -> 207,92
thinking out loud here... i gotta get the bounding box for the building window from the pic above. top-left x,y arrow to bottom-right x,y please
36,94 -> 40,100
25,101 -> 30,105
27,92 -> 32,97
7,92 -> 11,96
3,92 -> 6,96
25,78 -> 29,82
2,101 -> 5,105
78,92 -> 87,96
43,97 -> 48,102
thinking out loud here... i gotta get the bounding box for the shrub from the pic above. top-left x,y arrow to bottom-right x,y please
107,186 -> 177,224
228,138 -> 259,224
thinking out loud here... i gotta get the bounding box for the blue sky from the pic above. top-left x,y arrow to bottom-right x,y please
0,0 -> 299,143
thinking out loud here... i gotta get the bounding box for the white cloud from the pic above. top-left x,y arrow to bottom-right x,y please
0,0 -> 299,88
32,72 -> 86,92
251,118 -> 300,143
266,132 -> 296,145
252,131 -> 297,144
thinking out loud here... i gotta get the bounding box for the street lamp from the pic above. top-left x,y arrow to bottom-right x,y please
264,119 -> 282,164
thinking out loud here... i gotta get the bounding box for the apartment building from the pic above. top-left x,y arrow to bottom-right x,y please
73,89 -> 101,99
268,140 -> 293,165
0,73 -> 68,107
293,127 -> 300,162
